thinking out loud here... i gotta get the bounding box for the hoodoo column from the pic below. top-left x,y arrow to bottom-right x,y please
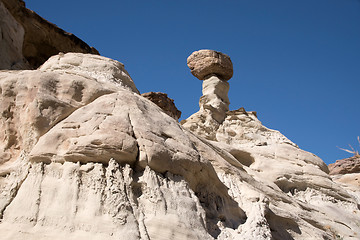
187,49 -> 233,123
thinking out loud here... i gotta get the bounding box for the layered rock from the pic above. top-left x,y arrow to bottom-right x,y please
0,51 -> 359,240
141,92 -> 181,120
0,53 -> 248,239
0,0 -> 98,70
182,50 -> 360,239
0,53 -> 138,167
328,156 -> 360,197
331,172 -> 360,190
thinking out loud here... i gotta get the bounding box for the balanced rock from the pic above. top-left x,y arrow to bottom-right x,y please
187,49 -> 233,81
185,50 -> 233,124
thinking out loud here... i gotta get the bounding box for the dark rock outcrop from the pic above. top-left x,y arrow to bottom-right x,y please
328,155 -> 360,175
141,92 -> 181,120
0,0 -> 98,70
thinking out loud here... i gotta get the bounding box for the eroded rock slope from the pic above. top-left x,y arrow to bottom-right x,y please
0,51 -> 359,240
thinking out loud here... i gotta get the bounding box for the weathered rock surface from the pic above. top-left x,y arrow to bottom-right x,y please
0,0 -> 28,70
328,156 -> 360,200
0,53 -> 138,173
181,50 -> 360,239
0,0 -> 98,70
0,53 -> 247,239
1,48 -> 360,240
329,155 -> 360,175
200,76 -> 230,123
187,50 -> 233,81
332,173 -> 360,189
141,92 -> 181,120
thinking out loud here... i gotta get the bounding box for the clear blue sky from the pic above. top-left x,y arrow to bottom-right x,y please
26,0 -> 360,165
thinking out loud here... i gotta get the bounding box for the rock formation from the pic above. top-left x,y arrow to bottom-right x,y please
182,50 -> 232,131
0,7 -> 360,239
329,155 -> 360,175
187,49 -> 233,81
141,92 -> 181,120
0,0 -> 98,70
328,156 -> 360,199
182,50 -> 360,239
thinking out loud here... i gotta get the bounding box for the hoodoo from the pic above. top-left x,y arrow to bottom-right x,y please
187,50 -> 233,123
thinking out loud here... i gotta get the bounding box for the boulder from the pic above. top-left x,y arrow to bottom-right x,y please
187,49 -> 233,81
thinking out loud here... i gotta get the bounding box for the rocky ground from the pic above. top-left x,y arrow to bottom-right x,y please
0,1 -> 359,239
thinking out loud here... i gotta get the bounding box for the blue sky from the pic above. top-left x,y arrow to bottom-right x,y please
26,0 -> 360,165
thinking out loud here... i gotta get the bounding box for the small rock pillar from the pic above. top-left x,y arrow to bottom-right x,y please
187,49 -> 233,123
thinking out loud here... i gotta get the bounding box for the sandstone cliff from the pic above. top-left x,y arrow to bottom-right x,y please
0,0 -> 98,70
0,5 -> 359,240
0,51 -> 359,239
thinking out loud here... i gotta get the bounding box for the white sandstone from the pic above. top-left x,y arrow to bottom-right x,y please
0,52 -> 359,240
